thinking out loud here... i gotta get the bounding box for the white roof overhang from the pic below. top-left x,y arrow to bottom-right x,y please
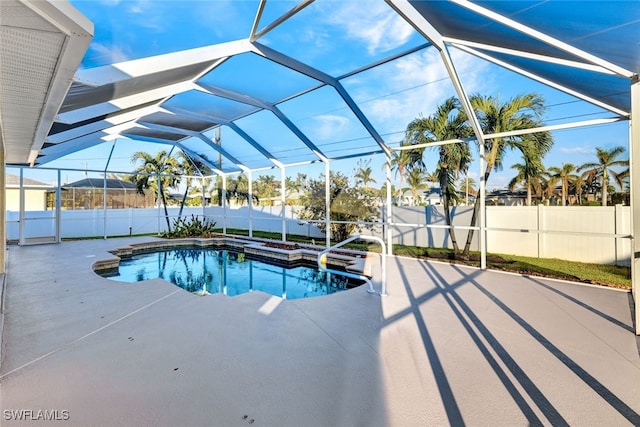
0,0 -> 92,164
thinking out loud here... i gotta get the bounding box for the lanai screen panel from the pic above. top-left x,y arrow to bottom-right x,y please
121,127 -> 187,144
340,46 -> 460,141
474,0 -> 640,73
138,112 -> 216,133
235,110 -> 320,165
261,0 -> 426,77
471,50 -> 631,113
8,0 -> 638,175
407,1 -> 637,115
107,139 -> 182,173
175,136 -> 244,174
278,86 -> 380,159
60,62 -> 216,113
72,1 -> 256,68
255,1 -> 300,31
163,90 -> 260,122
197,53 -> 320,104
201,126 -> 276,170
40,142 -> 114,172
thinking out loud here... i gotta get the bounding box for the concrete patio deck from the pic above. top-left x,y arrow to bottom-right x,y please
1,237 -> 639,426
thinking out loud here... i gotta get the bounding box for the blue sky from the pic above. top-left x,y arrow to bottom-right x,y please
46,0 -> 630,192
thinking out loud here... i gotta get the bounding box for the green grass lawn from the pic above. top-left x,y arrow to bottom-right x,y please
220,229 -> 631,289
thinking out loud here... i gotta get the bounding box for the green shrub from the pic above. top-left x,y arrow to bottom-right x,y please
162,214 -> 217,238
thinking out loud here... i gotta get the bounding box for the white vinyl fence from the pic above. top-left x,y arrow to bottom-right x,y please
6,204 -> 631,266
5,205 -> 326,241
382,205 -> 631,266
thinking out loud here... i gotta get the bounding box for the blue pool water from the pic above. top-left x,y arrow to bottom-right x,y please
102,248 -> 360,299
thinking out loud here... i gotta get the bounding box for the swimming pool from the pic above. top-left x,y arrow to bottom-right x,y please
100,247 -> 361,299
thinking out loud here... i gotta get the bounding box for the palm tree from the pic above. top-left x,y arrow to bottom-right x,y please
577,146 -> 628,206
509,163 -> 536,206
405,97 -> 472,253
402,168 -> 429,206
508,140 -> 546,206
462,93 -> 553,258
425,171 -> 439,188
254,174 -> 279,204
354,159 -> 377,189
130,150 -> 181,232
547,163 -> 576,206
226,174 -> 243,205
569,174 -> 587,205
542,174 -> 561,205
387,144 -> 422,185
459,175 -> 477,205
615,166 -> 630,191
177,152 -> 212,218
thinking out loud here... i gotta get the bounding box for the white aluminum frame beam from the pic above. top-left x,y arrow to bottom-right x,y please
136,121 -> 250,171
444,38 -> 617,75
175,144 -> 224,176
630,75 -> 640,335
385,0 -> 445,50
389,0 -> 488,268
196,81 -> 329,161
250,42 -> 392,156
74,39 -> 252,86
451,0 -> 634,78
160,106 -> 283,168
251,0 -> 315,42
56,81 -> 196,124
392,117 -> 626,151
37,124 -> 130,164
48,104 -> 163,143
452,44 -> 631,117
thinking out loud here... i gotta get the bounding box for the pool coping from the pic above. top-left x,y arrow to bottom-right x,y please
91,236 -> 376,277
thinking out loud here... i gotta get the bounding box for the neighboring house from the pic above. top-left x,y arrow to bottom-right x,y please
5,173 -> 52,211
45,178 -> 155,209
486,189 -> 528,206
398,187 -> 473,207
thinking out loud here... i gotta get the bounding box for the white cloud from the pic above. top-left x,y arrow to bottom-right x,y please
352,48 -> 491,136
559,146 -> 593,154
312,115 -> 350,141
127,0 -> 150,14
194,1 -> 255,39
90,42 -> 130,64
125,0 -> 176,32
323,1 -> 415,55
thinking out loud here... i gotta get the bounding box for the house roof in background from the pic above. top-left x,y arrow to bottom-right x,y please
63,178 -> 137,189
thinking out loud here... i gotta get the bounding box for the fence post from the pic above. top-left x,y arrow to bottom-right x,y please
615,204 -> 622,265
56,170 -> 62,242
18,169 -> 24,245
537,204 -> 544,258
281,166 -> 286,241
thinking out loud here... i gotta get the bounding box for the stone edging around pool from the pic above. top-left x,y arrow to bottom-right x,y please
91,236 -> 376,277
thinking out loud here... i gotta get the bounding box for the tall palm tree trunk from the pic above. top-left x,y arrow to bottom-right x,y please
463,141 -> 499,258
526,183 -> 532,206
178,182 -> 190,219
159,180 -> 172,232
440,166 -> 460,253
